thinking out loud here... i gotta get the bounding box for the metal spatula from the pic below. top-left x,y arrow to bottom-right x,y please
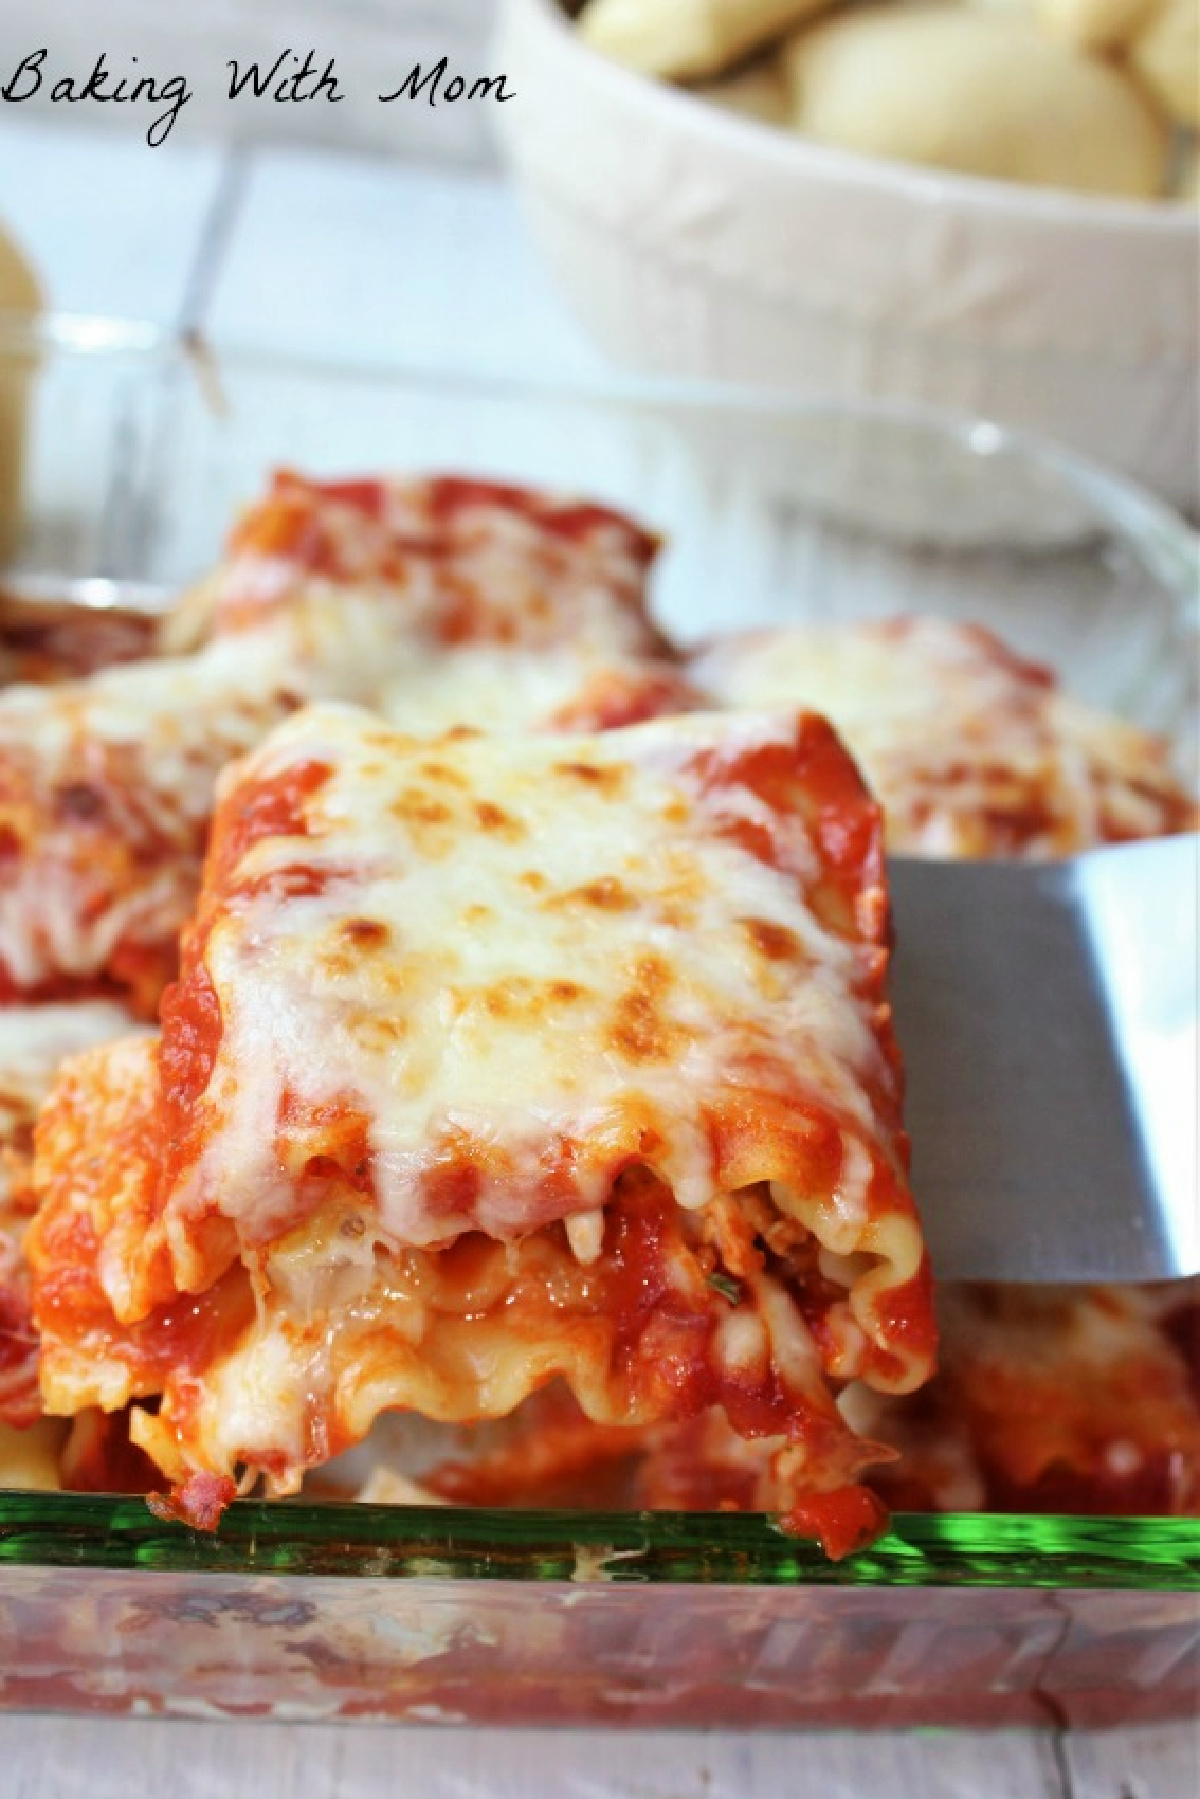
889,834 -> 1199,1283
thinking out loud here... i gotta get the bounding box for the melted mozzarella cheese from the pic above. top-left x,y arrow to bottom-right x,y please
377,644 -> 628,738
177,703 -> 899,1263
691,620 -> 997,740
0,589 -> 421,992
201,475 -> 660,662
0,1001 -> 139,1121
0,634 -> 302,987
689,618 -> 1193,856
0,477 -> 667,999
0,1001 -> 140,1189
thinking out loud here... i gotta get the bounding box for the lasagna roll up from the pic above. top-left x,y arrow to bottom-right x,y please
0,475 -> 667,1012
29,703 -> 936,1554
688,617 -> 1196,858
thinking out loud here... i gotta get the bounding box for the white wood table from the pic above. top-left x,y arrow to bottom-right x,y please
0,119 -> 1196,1799
2,1713 -> 1197,1799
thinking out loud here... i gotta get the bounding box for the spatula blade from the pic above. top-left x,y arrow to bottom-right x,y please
888,836 -> 1199,1283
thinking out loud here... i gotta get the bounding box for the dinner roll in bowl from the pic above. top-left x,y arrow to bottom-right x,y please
578,0 -> 829,82
495,0 -> 1199,511
1129,0 -> 1200,128
783,7 -> 1169,199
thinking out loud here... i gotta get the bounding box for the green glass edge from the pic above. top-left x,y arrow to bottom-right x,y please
0,1495 -> 1197,1589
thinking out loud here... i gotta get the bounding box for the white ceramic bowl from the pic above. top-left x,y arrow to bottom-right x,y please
495,0 -> 1200,512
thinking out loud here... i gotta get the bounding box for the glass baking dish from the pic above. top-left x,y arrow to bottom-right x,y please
0,313 -> 1197,1729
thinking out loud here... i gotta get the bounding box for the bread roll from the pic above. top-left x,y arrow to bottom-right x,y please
1036,0 -> 1197,129
783,6 -> 1170,197
1034,0 -> 1157,49
579,0 -> 829,82
0,223 -> 41,568
694,52 -> 790,124
1129,0 -> 1199,126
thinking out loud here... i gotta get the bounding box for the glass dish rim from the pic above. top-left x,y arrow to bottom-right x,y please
2,308 -> 1197,1597
2,307 -> 1198,613
1,1493 -> 1197,1591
